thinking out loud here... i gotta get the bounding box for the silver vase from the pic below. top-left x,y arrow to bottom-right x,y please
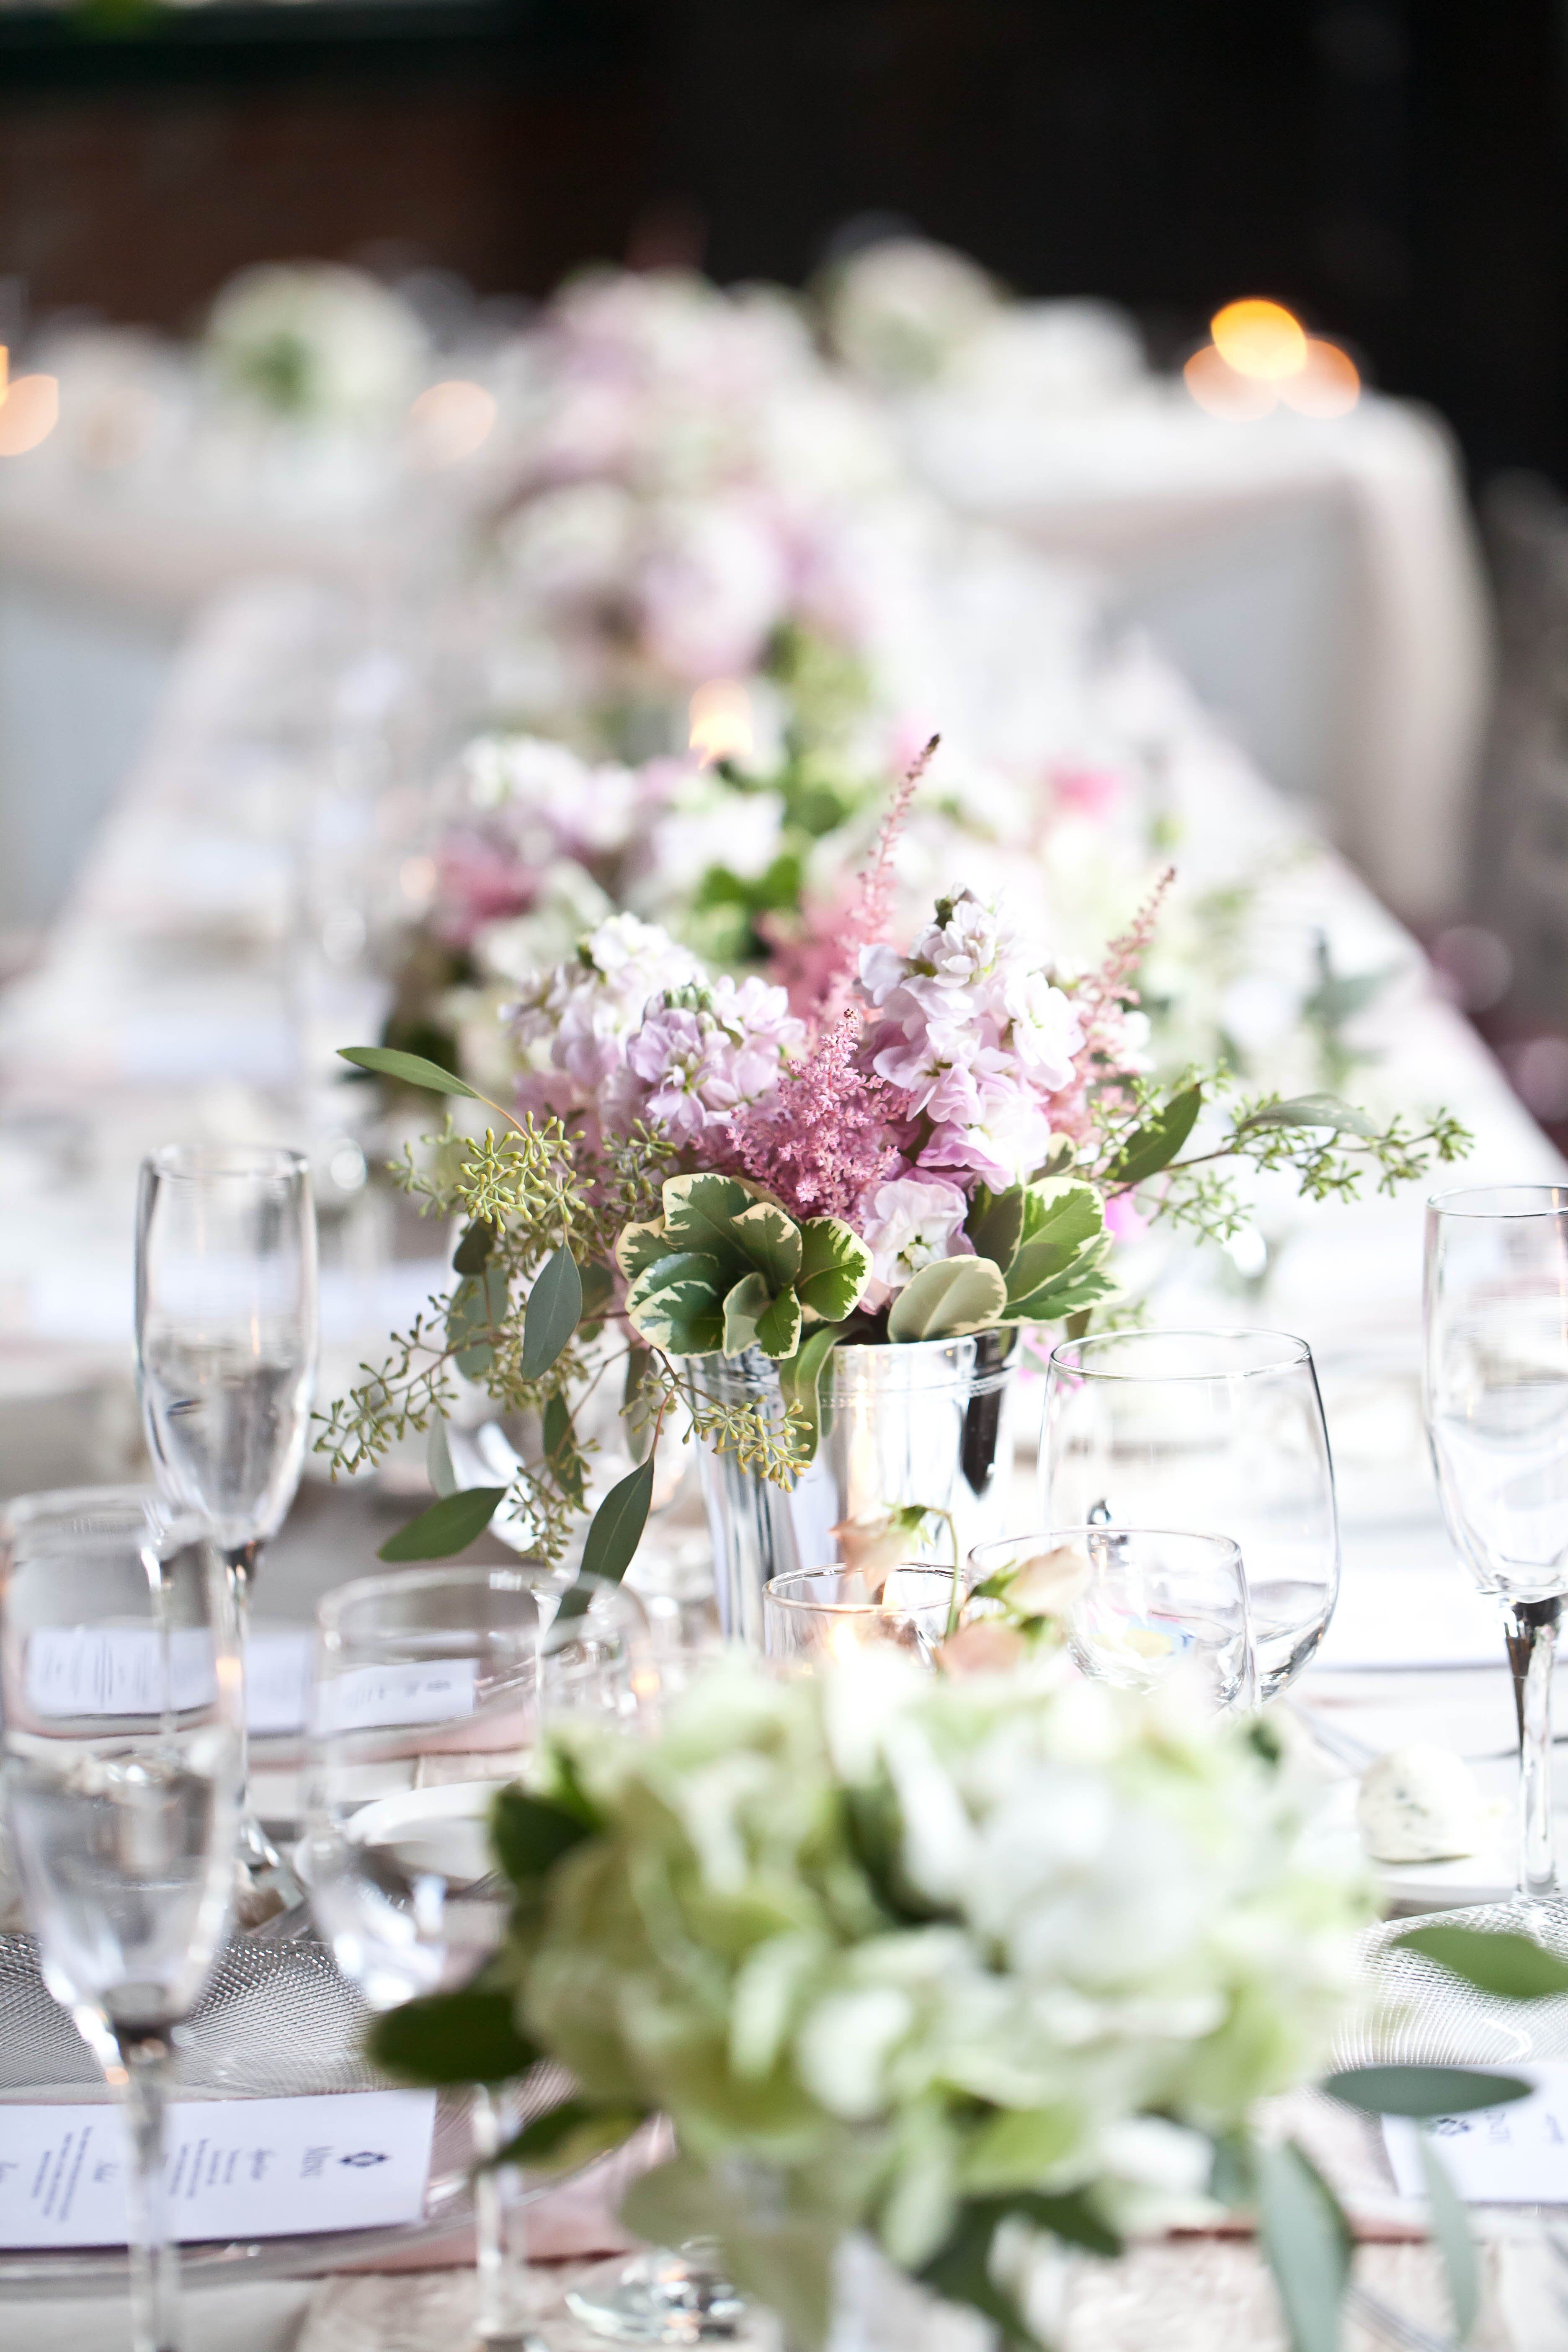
694,1331 -> 1019,1647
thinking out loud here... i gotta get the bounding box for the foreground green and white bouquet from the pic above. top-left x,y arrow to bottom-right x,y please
321,752 -> 1467,1572
369,1653 -> 1568,2350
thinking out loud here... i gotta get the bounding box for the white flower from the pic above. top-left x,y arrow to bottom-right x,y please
204,263 -> 427,425
509,911 -> 699,1093
857,1175 -> 972,1307
823,237 -> 1001,389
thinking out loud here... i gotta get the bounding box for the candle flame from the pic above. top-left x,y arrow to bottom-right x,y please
688,679 -> 753,767
1210,299 -> 1308,381
0,373 -> 58,457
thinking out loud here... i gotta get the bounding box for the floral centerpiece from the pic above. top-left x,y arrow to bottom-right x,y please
364,1651 -> 1558,2352
322,748 -> 1466,1587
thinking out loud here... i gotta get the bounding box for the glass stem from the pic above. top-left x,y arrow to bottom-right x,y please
1505,1597 -> 1561,1903
120,2032 -> 180,2352
223,1543 -> 279,1880
471,2081 -> 524,2344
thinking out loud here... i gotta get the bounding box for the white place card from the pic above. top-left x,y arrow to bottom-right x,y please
24,1628 -> 316,1738
0,2091 -> 437,2248
314,1658 -> 478,1736
1384,2063 -> 1568,2203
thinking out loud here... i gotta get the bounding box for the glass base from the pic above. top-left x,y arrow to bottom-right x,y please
564,2247 -> 749,2344
232,1808 -> 303,1929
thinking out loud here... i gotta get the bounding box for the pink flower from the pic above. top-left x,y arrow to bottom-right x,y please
1051,762 -> 1127,822
857,1173 -> 972,1308
508,913 -> 700,1109
635,499 -> 790,681
618,975 -> 804,1140
727,1011 -> 901,1222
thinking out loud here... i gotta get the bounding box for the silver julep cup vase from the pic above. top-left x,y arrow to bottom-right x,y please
694,1331 -> 1019,1647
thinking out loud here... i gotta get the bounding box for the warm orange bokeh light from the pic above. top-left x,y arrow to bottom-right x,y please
1210,299 -> 1308,381
1278,338 -> 1361,418
0,347 -> 9,400
408,379 -> 497,467
0,373 -> 59,456
688,678 -> 754,766
1183,345 -> 1278,420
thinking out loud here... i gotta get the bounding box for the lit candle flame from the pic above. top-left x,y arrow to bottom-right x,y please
0,373 -> 59,457
688,679 -> 754,767
828,1618 -> 865,1665
1186,300 -> 1360,423
1210,299 -> 1308,380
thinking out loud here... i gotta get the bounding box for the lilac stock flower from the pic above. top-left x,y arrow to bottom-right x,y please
620,975 -> 805,1140
857,1173 -> 973,1309
508,912 -> 701,1111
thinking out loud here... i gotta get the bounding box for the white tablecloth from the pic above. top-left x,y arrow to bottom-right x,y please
900,386 -> 1491,923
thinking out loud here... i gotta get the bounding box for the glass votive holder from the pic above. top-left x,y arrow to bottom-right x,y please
761,1565 -> 965,1669
967,1526 -> 1253,1711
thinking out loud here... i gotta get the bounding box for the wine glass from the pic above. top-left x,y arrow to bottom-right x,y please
135,1142 -> 318,1897
0,1485 -> 242,2352
310,1563 -> 625,2349
761,1564 -> 965,1668
969,1527 -> 1253,1712
1041,1328 -> 1338,1702
1424,1185 -> 1568,1906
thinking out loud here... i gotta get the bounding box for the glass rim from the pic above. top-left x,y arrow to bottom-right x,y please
0,1483 -> 211,1553
1046,1327 -> 1311,1382
967,1526 -> 1244,1572
146,1142 -> 310,1183
763,1564 -> 965,1616
1427,1183 -> 1568,1220
316,1559 -> 556,1640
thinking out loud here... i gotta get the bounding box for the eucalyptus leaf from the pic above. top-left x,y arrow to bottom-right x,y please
369,1987 -> 536,2087
338,1046 -> 480,1098
778,1326 -> 838,1463
623,1344 -> 653,1462
490,2098 -> 645,2174
452,1220 -> 496,1274
722,1271 -> 771,1357
377,1485 -> 506,1562
490,1786 -> 592,1884
1393,1923 -> 1568,2001
426,1416 -> 458,1499
888,1256 -> 1008,1342
1106,1083 -> 1203,1189
579,1259 -> 615,1319
964,1184 -> 1026,1276
521,1245 -> 582,1378
1241,1092 -> 1377,1139
1418,2136 -> 1479,2342
796,1217 -> 872,1321
1254,2139 -> 1352,2352
542,1391 -> 583,1505
580,1457 -> 655,1584
1323,2065 -> 1531,2119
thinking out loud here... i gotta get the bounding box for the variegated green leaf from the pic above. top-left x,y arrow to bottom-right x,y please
660,1173 -> 756,1266
756,1286 -> 803,1359
625,1251 -> 727,1356
722,1271 -> 772,1357
887,1256 -> 1008,1342
730,1199 -> 803,1288
615,1220 -> 668,1280
796,1217 -> 872,1321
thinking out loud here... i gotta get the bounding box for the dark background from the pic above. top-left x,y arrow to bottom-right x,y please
0,0 -> 1563,482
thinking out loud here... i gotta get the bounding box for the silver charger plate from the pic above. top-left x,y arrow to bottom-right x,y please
0,1932 -> 574,2298
1335,1900 -> 1568,2075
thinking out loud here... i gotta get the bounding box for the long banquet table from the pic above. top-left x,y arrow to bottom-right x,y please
0,578 -> 1565,2347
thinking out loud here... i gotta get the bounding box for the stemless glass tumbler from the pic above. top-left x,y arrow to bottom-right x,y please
135,1142 -> 318,1894
969,1527 -> 1253,1712
1042,1329 -> 1339,1702
1425,1185 -> 1568,1905
761,1565 -> 964,1669
0,1487 -> 242,2352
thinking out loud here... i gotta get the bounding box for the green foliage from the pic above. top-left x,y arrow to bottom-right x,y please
1253,2140 -> 1353,2352
624,1173 -> 870,1362
491,1787 -> 594,1883
1324,2064 -> 1531,2119
886,1255 -> 1008,1341
377,1485 -> 507,1562
1105,1082 -> 1204,1188
521,1246 -> 583,1377
580,1458 -> 656,1583
338,1045 -> 481,1098
1393,1922 -> 1568,2000
490,2098 -> 649,2175
369,1988 -> 536,2088
1417,2136 -> 1480,2344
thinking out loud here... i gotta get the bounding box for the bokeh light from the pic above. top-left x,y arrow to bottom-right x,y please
1507,1034 -> 1568,1123
0,374 -> 60,457
1429,923 -> 1512,1012
408,379 -> 496,468
689,678 -> 754,765
1279,339 -> 1361,418
1182,345 -> 1277,419
1210,299 -> 1308,380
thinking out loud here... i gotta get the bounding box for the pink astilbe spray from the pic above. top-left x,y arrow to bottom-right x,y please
805,733 -> 939,1022
727,1010 -> 902,1223
1050,864 -> 1173,1143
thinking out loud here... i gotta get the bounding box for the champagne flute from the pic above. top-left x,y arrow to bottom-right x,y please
135,1143 -> 317,1895
308,1564 -> 544,2349
0,1486 -> 242,2352
1042,1328 -> 1338,1702
1424,1185 -> 1568,1906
